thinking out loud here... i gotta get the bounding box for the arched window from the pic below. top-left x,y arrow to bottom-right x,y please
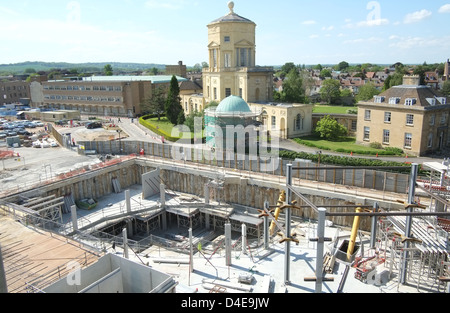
296,114 -> 302,130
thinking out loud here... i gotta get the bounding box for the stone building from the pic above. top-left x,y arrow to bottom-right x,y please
183,1 -> 312,140
356,75 -> 450,156
203,1 -> 274,104
32,75 -> 187,118
0,80 -> 30,106
166,61 -> 187,78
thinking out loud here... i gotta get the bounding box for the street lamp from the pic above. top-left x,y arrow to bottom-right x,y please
116,129 -> 123,153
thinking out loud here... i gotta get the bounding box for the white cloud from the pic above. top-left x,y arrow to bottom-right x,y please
388,35 -> 450,50
322,25 -> 334,31
404,9 -> 432,24
344,18 -> 389,28
0,6 -> 20,16
0,15 -> 195,64
309,34 -> 319,39
343,37 -> 383,44
302,20 -> 317,25
357,18 -> 389,27
145,0 -> 185,10
438,4 -> 450,13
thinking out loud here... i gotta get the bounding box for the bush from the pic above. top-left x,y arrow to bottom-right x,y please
139,114 -> 206,143
279,150 -> 412,173
315,115 -> 348,140
369,142 -> 383,149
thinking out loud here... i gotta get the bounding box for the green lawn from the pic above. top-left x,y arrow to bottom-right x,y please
147,117 -> 204,140
294,136 -> 403,156
313,105 -> 357,114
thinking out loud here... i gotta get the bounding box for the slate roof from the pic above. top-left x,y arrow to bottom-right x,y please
361,84 -> 448,109
209,12 -> 255,24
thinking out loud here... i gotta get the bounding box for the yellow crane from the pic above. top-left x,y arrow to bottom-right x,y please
269,190 -> 286,236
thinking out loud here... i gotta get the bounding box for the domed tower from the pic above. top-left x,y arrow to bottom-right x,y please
203,2 -> 274,104
205,95 -> 260,149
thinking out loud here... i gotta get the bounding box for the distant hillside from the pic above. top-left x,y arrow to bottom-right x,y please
0,61 -> 166,74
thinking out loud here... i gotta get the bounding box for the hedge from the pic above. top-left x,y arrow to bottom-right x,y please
139,114 -> 205,143
279,150 -> 414,174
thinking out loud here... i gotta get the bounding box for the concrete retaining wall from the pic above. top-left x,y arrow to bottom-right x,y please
77,140 -> 411,195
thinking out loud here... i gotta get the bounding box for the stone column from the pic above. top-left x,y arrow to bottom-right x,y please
225,223 -> 232,266
71,205 -> 78,232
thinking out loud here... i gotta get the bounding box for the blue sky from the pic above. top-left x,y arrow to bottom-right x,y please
0,0 -> 449,66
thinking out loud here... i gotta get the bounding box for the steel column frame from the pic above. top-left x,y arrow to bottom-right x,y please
315,208 -> 327,293
401,163 -> 418,285
284,164 -> 293,284
0,245 -> 7,293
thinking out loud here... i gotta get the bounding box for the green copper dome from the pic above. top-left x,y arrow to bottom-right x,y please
216,96 -> 252,113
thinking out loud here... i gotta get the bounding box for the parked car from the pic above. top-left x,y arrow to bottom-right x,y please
86,122 -> 103,129
17,129 -> 31,136
24,122 -> 36,128
32,121 -> 44,127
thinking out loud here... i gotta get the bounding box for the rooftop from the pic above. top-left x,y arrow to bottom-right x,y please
216,95 -> 252,113
209,2 -> 255,25
81,75 -> 188,84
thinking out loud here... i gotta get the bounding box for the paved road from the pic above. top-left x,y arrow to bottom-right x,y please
60,116 -> 448,166
278,138 -> 447,165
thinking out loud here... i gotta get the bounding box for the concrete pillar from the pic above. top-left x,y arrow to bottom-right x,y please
71,205 -> 78,232
204,184 -> 210,205
125,189 -> 131,214
123,228 -> 129,259
225,223 -> 232,266
370,202 -> 379,249
160,183 -> 166,207
0,245 -> 8,293
205,213 -> 210,230
264,201 -> 270,250
284,163 -> 292,284
242,223 -> 247,255
401,163 -> 418,285
127,220 -> 133,237
315,208 -> 327,293
189,228 -> 194,273
162,212 -> 167,231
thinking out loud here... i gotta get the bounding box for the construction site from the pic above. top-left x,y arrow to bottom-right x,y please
0,123 -> 449,294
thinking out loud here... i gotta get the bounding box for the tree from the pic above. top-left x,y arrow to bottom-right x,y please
320,79 -> 341,104
315,115 -> 348,140
338,61 -> 350,71
413,65 -> 427,85
340,89 -> 355,105
165,75 -> 183,125
320,69 -> 332,78
281,62 -> 297,74
356,82 -> 380,102
314,64 -> 323,71
150,67 -> 159,75
442,80 -> 450,96
177,110 -> 186,125
104,64 -> 113,76
277,68 -> 305,103
383,70 -> 406,91
140,86 -> 167,120
24,68 -> 36,74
